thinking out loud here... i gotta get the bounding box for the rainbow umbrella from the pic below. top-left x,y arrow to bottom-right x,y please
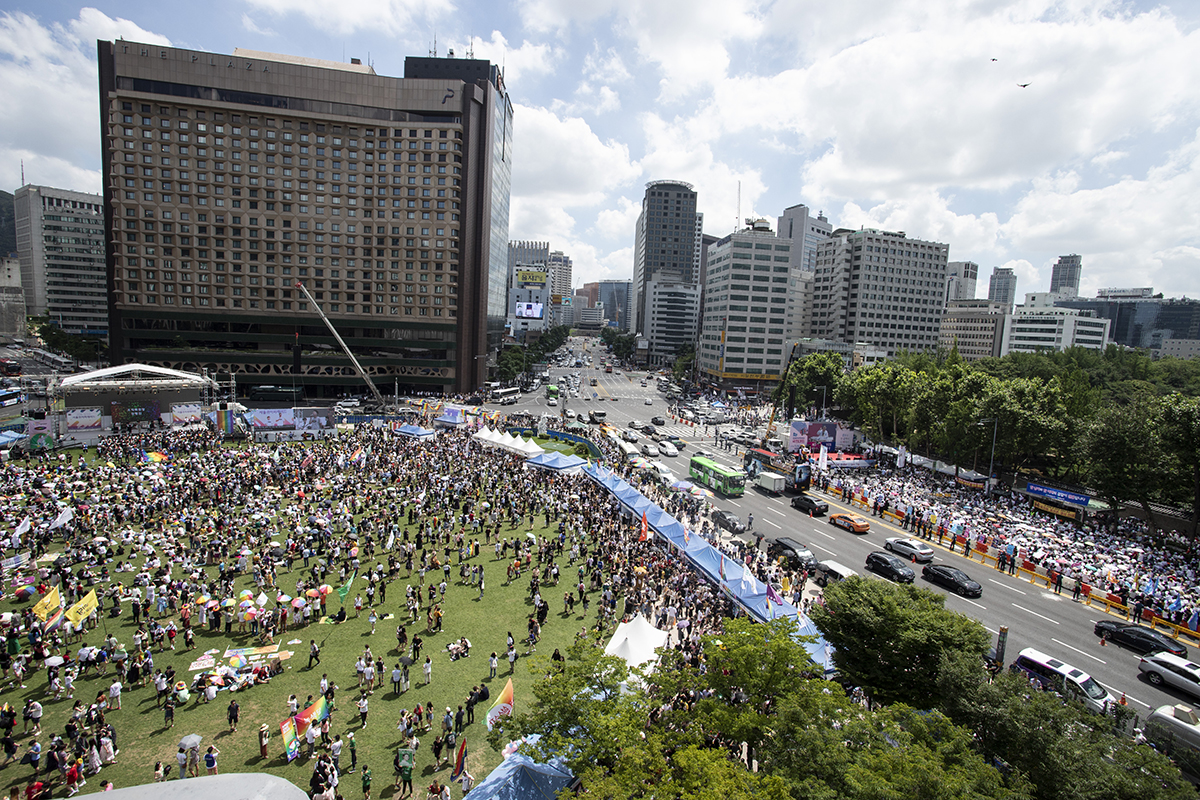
291,597 -> 307,609
196,595 -> 212,604
318,584 -> 333,596
350,547 -> 359,558
229,655 -> 248,669
305,588 -> 321,599
221,598 -> 237,608
242,610 -> 258,621
276,594 -> 292,604
239,600 -> 254,610
238,589 -> 254,600
206,600 -> 220,609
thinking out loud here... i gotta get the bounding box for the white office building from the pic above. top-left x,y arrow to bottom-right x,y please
632,180 -> 703,365
1001,292 -> 1110,355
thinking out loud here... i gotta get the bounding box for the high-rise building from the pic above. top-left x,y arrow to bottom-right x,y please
548,250 -> 572,297
987,266 -> 1018,313
0,255 -> 26,338
14,185 -> 108,336
594,280 -> 632,331
632,180 -> 702,364
1050,254 -> 1082,296
938,299 -> 1007,361
810,228 -> 949,357
97,41 -> 513,395
1054,292 -> 1200,351
776,204 -> 831,340
508,241 -> 549,282
945,261 -> 978,303
698,219 -> 794,385
1001,292 -> 1109,355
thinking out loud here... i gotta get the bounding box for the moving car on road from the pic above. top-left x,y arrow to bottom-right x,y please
657,441 -> 678,457
712,510 -> 746,535
651,416 -> 666,426
1093,620 -> 1188,657
766,537 -> 818,571
790,494 -> 829,516
640,442 -> 661,457
884,537 -> 934,563
1139,652 -> 1200,699
865,551 -> 916,583
829,513 -> 871,533
921,564 -> 983,597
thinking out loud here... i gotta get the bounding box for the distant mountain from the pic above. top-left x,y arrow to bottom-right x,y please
0,191 -> 14,257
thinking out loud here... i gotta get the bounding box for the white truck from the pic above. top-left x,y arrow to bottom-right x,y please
755,471 -> 788,495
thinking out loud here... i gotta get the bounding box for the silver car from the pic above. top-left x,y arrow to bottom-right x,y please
884,537 -> 935,563
1139,652 -> 1200,700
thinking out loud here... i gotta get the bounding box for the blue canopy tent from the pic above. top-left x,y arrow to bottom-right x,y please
469,752 -> 575,800
526,452 -> 587,474
0,431 -> 23,446
395,423 -> 436,439
433,407 -> 467,427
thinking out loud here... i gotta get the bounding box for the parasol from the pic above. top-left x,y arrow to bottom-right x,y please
276,594 -> 293,604
221,598 -> 237,608
239,600 -> 254,610
305,589 -> 321,599
179,734 -> 202,750
44,656 -> 65,667
291,598 -> 307,609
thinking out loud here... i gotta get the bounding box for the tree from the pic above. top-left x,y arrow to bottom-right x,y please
495,346 -> 528,383
1159,393 -> 1200,535
1078,399 -> 1165,532
671,344 -> 695,381
810,577 -> 989,708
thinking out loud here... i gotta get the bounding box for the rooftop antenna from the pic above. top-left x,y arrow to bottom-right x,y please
466,35 -> 475,59
20,160 -> 24,185
429,32 -> 437,58
736,180 -> 741,233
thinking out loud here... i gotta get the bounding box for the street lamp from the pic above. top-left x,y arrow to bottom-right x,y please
978,417 -> 998,497
814,385 -> 827,420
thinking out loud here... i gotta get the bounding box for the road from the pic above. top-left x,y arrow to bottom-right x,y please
493,345 -> 1192,717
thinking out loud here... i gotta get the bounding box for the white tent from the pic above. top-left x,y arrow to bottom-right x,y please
472,427 -> 502,447
497,431 -> 519,451
604,615 -> 669,670
514,437 -> 546,457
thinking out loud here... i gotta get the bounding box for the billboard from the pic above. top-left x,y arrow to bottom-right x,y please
66,408 -> 103,431
293,407 -> 333,430
788,420 -> 840,452
515,302 -> 544,319
171,403 -> 203,425
515,270 -> 547,285
250,408 -> 296,429
1026,482 -> 1090,507
112,400 -> 160,424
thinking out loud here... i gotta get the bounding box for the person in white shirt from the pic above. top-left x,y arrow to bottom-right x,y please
108,680 -> 122,710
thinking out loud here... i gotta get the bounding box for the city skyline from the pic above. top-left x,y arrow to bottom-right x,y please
3,1 -> 1200,297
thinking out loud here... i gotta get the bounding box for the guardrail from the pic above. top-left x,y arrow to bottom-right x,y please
815,486 -> 1200,649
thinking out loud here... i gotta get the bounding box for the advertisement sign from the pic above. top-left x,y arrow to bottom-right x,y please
280,717 -> 300,762
66,408 -> 103,431
1026,482 -> 1090,508
294,407 -> 333,430
250,408 -> 296,429
514,302 -> 544,319
515,270 -> 546,285
26,418 -> 54,451
171,403 -> 202,425
789,421 -> 838,451
111,400 -> 160,424
1033,500 -> 1080,520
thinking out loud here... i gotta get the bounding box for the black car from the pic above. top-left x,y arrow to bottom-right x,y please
766,537 -> 818,571
790,494 -> 829,516
1093,620 -> 1187,657
921,564 -> 983,597
865,551 -> 915,583
641,424 -> 657,435
651,416 -> 666,426
712,510 -> 746,535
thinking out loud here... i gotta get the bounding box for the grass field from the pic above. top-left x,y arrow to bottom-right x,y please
0,451 -> 602,798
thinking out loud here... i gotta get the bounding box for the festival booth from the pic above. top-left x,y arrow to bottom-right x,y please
525,452 -> 587,475
393,423 -> 436,440
469,752 -> 576,800
433,406 -> 468,428
581,463 -> 835,674
605,614 -> 670,670
472,427 -> 504,448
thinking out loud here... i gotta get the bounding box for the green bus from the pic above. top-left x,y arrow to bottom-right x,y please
689,456 -> 746,497
546,384 -> 559,400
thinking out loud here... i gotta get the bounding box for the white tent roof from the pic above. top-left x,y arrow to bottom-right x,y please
515,437 -> 546,457
604,615 -> 669,669
59,362 -> 218,391
472,427 -> 501,445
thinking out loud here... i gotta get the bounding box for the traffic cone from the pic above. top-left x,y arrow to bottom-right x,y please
809,509 -> 813,518
1100,636 -> 1107,646
1120,692 -> 1127,706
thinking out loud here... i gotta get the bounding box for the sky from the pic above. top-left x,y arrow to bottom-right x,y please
3,1 -> 1200,299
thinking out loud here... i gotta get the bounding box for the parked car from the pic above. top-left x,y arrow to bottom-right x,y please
866,551 -> 916,583
1139,652 -> 1200,699
790,494 -> 829,516
1094,620 -> 1188,657
921,564 -> 983,597
829,513 -> 870,533
712,510 -> 746,535
766,537 -> 818,571
884,537 -> 935,563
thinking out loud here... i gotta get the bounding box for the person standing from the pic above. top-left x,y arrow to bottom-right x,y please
422,656 -> 432,685
357,694 -> 369,729
203,746 -> 220,775
227,699 -> 240,732
308,640 -> 321,669
331,735 -> 343,774
360,764 -> 372,800
259,725 -> 270,759
488,653 -> 497,679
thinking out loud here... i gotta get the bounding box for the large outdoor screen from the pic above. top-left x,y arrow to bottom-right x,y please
515,302 -> 544,319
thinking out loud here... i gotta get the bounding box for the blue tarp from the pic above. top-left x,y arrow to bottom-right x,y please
469,753 -> 574,800
0,431 -> 23,445
395,423 -> 436,438
526,452 -> 587,471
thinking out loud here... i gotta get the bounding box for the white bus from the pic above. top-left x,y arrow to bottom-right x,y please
492,387 -> 521,405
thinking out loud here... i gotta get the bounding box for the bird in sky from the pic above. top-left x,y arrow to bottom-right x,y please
991,58 -> 998,61
1018,83 -> 1031,88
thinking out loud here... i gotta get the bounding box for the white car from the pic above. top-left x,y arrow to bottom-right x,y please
565,409 -> 577,419
884,537 -> 935,563
547,397 -> 558,406
644,398 -> 653,405
641,442 -> 660,457
1139,652 -> 1200,699
658,441 -> 679,457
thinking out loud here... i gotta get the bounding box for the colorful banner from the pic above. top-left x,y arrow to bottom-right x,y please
33,585 -> 61,621
956,475 -> 986,490
451,738 -> 467,780
66,408 -> 103,431
281,717 -> 300,762
223,644 -> 280,658
1033,500 -> 1080,521
64,589 -> 98,625
251,408 -> 296,429
486,678 -> 515,731
1026,482 -> 1090,508
216,410 -> 236,433
293,696 -> 330,736
0,552 -> 29,572
171,403 -> 203,425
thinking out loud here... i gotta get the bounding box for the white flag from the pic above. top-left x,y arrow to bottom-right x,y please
818,444 -> 829,473
49,506 -> 74,530
896,445 -> 906,469
14,517 -> 30,538
256,592 -> 269,607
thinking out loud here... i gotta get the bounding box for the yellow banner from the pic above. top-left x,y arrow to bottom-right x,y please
33,585 -> 61,621
64,589 -> 98,625
1033,500 -> 1078,520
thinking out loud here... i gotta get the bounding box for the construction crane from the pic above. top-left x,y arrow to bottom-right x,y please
293,282 -> 388,409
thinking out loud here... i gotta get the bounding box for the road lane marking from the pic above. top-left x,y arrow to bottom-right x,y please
769,508 -> 786,516
961,598 -> 987,610
814,529 -> 837,541
765,520 -> 781,529
727,501 -> 741,507
1123,693 -> 1150,709
989,579 -> 1026,595
983,625 -> 999,634
1050,638 -> 1106,665
810,542 -> 837,556
1012,602 -> 1059,624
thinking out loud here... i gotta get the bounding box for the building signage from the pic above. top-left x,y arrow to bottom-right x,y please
516,271 -> 547,285
1026,482 -> 1090,507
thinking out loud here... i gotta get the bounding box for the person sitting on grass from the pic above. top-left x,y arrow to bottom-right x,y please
446,638 -> 471,661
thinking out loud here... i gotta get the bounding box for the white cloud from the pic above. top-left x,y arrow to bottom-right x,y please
510,104 -> 640,206
0,9 -> 170,193
242,0 -> 453,36
582,45 -> 629,85
241,13 -> 277,36
593,197 -> 641,241
455,31 -> 560,88
836,190 -> 1005,259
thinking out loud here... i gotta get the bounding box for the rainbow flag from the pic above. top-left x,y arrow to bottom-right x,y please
44,607 -> 65,633
142,451 -> 169,463
292,695 -> 330,736
486,678 -> 514,731
451,737 -> 467,780
719,555 -> 727,583
349,447 -> 365,466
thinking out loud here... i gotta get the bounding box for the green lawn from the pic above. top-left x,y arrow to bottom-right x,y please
0,461 -> 600,798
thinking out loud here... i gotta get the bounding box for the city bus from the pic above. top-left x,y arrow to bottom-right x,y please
689,456 -> 746,497
546,384 -> 559,400
0,388 -> 24,408
492,387 -> 521,406
743,447 -> 810,492
248,385 -> 304,401
605,364 -> 613,373
0,360 -> 20,377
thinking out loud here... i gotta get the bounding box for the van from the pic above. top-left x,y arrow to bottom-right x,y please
1010,647 -> 1116,713
813,560 -> 858,587
1145,704 -> 1200,779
